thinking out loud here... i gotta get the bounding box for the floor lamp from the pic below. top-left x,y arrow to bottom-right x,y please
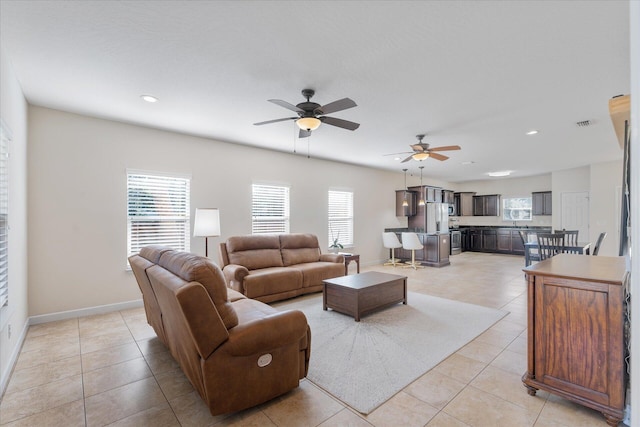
193,208 -> 221,257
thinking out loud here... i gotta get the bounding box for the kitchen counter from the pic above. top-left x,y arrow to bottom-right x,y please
383,229 -> 450,267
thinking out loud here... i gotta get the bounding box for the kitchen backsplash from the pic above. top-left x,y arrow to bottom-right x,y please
453,215 -> 552,227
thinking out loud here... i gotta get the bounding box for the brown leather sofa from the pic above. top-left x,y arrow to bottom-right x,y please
129,246 -> 311,416
219,233 -> 345,303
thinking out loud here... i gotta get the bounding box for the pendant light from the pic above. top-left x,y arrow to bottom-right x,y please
418,166 -> 425,206
402,169 -> 409,207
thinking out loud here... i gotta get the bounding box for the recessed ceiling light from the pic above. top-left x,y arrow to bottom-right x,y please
141,95 -> 158,103
487,170 -> 512,177
394,157 -> 401,161
526,130 -> 538,135
461,161 -> 475,165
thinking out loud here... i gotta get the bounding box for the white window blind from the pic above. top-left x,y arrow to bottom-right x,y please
252,184 -> 290,234
127,172 -> 190,259
328,190 -> 353,247
0,123 -> 9,308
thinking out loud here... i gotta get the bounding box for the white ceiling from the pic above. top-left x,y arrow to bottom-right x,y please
0,1 -> 630,182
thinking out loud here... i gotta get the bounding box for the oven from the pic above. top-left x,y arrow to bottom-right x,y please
450,230 -> 461,255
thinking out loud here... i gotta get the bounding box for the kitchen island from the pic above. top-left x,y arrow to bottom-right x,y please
385,229 -> 450,267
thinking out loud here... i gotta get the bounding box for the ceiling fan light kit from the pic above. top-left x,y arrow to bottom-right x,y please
296,117 -> 321,131
413,152 -> 430,161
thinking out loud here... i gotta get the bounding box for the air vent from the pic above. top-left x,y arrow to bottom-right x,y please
576,120 -> 592,127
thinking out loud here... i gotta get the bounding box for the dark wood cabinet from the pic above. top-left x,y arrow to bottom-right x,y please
442,190 -> 454,204
511,231 -> 524,254
469,229 -> 482,251
465,227 -> 543,255
395,190 -> 416,216
473,194 -> 500,216
532,191 -> 552,215
523,255 -> 628,427
460,229 -> 469,252
497,229 -> 512,252
482,229 -> 497,250
393,232 -> 450,267
454,192 -> 475,216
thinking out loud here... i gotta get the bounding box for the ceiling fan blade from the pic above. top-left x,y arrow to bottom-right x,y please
383,151 -> 413,156
253,117 -> 297,126
316,98 -> 357,115
299,129 -> 311,138
400,155 -> 415,163
429,145 -> 461,152
410,144 -> 427,152
429,152 -> 450,161
268,99 -> 304,113
320,116 -> 360,131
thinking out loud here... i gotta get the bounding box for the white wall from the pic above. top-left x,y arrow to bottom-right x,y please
27,106 -> 407,316
0,47 -> 29,395
589,160 -> 623,256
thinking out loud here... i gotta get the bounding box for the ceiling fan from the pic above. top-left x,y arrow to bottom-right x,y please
254,89 -> 360,138
387,134 -> 461,163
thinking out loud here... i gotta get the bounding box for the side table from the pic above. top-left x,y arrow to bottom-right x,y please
339,253 -> 360,275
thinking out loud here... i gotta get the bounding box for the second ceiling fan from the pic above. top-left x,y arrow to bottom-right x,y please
254,89 -> 360,138
392,134 -> 461,163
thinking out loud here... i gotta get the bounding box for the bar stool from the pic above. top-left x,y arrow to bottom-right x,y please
401,232 -> 424,269
382,232 -> 403,266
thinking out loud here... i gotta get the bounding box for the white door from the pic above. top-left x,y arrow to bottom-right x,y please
561,192 -> 590,239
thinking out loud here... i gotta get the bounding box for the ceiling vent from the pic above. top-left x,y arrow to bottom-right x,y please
576,120 -> 592,127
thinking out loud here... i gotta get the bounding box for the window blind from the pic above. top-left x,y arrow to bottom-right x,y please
127,172 -> 190,259
252,184 -> 290,234
328,190 -> 353,247
0,124 -> 8,308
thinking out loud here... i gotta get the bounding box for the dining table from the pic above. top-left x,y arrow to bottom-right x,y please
524,241 -> 591,267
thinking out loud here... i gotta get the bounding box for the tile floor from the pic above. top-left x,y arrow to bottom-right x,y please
0,252 -> 620,426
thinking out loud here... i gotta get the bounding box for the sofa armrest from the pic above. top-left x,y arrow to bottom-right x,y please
223,310 -> 308,357
222,264 -> 250,293
320,253 -> 344,263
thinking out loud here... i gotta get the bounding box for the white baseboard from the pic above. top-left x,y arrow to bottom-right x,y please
0,320 -> 29,398
29,299 -> 144,325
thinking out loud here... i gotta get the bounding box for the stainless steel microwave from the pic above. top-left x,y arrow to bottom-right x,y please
448,204 -> 455,215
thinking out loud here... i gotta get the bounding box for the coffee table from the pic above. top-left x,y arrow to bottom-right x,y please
322,271 -> 407,321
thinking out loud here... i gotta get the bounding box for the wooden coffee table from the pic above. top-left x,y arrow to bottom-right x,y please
322,271 -> 407,321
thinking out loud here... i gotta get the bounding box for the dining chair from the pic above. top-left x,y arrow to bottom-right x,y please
382,232 -> 403,266
537,233 -> 565,261
401,232 -> 424,269
519,230 -> 540,266
592,232 -> 607,256
555,229 -> 579,246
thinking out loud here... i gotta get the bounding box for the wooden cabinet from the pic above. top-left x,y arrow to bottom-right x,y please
497,229 -> 512,252
496,228 -> 526,255
393,232 -> 450,268
395,190 -> 416,216
469,229 -> 482,251
532,191 -> 552,216
481,229 -> 497,250
473,194 -> 500,216
442,190 -> 454,204
523,255 -> 628,426
455,192 -> 476,216
460,229 -> 469,252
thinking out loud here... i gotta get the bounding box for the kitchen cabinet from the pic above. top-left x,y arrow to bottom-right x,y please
395,190 -> 416,216
523,255 -> 628,426
473,194 -> 500,216
482,229 -> 497,250
532,191 -> 552,215
454,192 -> 476,216
497,228 -> 525,255
469,229 -> 482,251
460,229 -> 469,252
442,190 -> 454,204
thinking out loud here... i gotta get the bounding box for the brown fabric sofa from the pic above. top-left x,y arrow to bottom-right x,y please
219,233 -> 345,303
129,246 -> 310,416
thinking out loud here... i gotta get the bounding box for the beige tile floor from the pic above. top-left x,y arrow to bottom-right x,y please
0,252 -> 620,426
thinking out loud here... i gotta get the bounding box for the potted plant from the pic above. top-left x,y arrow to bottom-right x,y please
329,231 -> 343,253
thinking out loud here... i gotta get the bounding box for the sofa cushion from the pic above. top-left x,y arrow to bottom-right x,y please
226,235 -> 284,270
243,267 -> 302,299
293,262 -> 346,287
139,245 -> 174,264
158,251 -> 238,329
280,234 -> 321,266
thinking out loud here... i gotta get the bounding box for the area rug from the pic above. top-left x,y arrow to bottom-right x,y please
274,291 -> 508,414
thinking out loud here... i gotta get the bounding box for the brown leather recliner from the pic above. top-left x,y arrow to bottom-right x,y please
129,246 -> 311,416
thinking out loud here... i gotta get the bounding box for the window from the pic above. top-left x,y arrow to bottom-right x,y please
0,122 -> 9,308
127,171 -> 190,261
328,190 -> 353,247
503,197 -> 532,221
252,184 -> 290,234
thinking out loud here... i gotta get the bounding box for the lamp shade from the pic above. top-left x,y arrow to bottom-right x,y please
296,117 -> 321,131
193,208 -> 221,237
412,152 -> 430,161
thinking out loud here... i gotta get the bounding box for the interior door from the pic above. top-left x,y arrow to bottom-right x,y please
561,192 -> 590,239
